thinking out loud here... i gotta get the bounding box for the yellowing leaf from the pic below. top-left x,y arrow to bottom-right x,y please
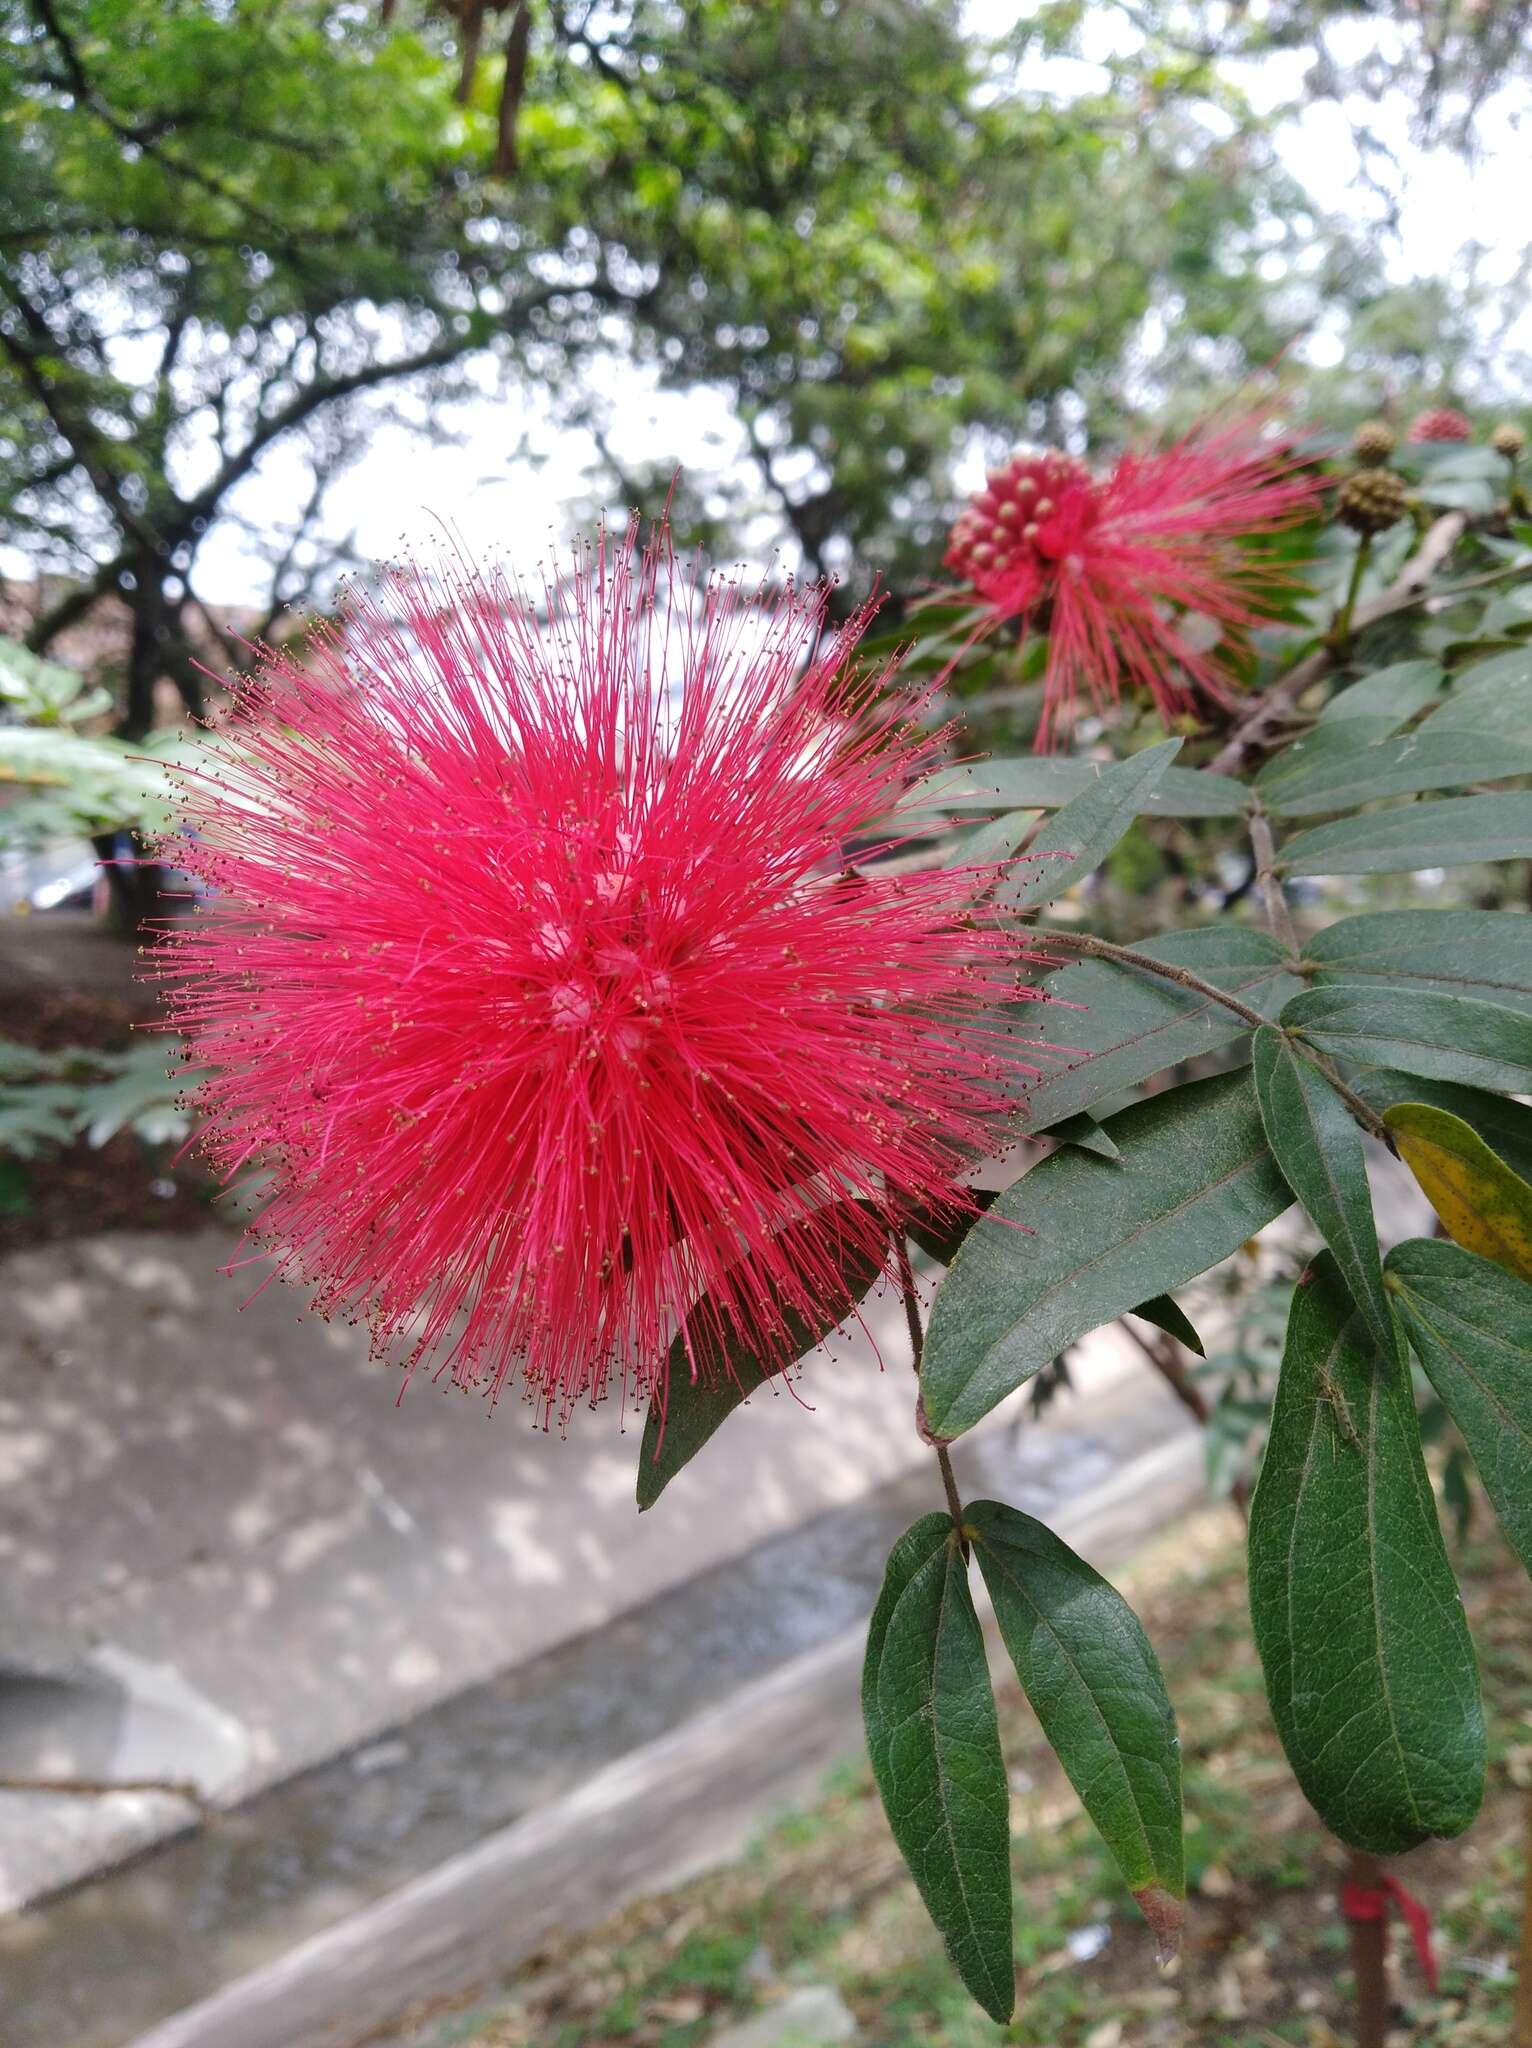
1384,1101 -> 1532,1282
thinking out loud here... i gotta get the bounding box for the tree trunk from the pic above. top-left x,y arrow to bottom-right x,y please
494,3 -> 532,174
119,565 -> 169,739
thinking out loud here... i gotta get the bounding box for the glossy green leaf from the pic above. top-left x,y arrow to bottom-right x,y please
1302,910 -> 1532,1015
922,1070 -> 1292,1437
1128,1293 -> 1205,1355
1252,1029 -> 1392,1352
967,1501 -> 1183,1956
636,1206 -> 886,1507
862,1516 -> 1014,2022
1316,659 -> 1443,728
1282,986 -> 1532,1096
914,756 -> 1246,819
1385,1237 -> 1532,1575
1259,729 -> 1532,818
1277,793 -> 1532,875
1248,1254 -> 1486,1854
1021,927 -> 1303,1131
1345,1067 -> 1532,1185
1000,739 -> 1179,909
1383,1102 -> 1532,1282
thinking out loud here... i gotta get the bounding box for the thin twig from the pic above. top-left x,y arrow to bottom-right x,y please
1119,1319 -> 1249,1516
0,1772 -> 214,1818
893,1229 -> 966,1528
1328,532 -> 1372,653
1295,1043 -> 1398,1150
1206,511 -> 1475,778
1344,1848 -> 1390,2048
893,1232 -> 925,1377
1119,1317 -> 1209,1424
1041,929 -> 1271,1031
1043,927 -> 1393,1149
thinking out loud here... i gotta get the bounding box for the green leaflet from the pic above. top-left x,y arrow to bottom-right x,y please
636,1205 -> 886,1507
1302,909 -> 1532,1016
968,1501 -> 1184,1960
1385,1237 -> 1532,1577
862,1517 -> 1015,2022
1425,650 -> 1532,740
941,807 -> 1039,869
999,739 -> 1179,910
1277,793 -> 1532,875
1258,729 -> 1532,817
1315,659 -> 1443,728
1251,1028 -> 1392,1354
921,1070 -> 1292,1437
1282,985 -> 1532,1096
1247,1255 -> 1486,1854
1020,926 -> 1302,1131
1128,1293 -> 1205,1356
912,755 -> 1246,819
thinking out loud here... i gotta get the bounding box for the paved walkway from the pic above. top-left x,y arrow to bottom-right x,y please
0,1224 -> 1152,1908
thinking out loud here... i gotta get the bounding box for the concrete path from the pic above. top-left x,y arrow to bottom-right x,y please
120,1426 -> 1205,2048
0,1225 -> 1153,1909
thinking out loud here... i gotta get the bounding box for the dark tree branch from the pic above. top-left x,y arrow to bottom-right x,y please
495,2 -> 533,175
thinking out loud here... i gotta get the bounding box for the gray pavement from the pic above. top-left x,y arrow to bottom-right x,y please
0,1225 -> 1155,1911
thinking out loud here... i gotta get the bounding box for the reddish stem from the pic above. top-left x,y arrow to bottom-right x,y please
1346,1850 -> 1390,2048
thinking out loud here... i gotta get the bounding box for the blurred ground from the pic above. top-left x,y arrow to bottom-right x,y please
412,1513 -> 1531,2048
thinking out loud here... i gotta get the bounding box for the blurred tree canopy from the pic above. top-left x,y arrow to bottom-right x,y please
0,0 -> 1525,731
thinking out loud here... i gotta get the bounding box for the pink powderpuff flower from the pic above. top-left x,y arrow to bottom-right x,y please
153,525 -> 1046,1427
1407,407 -> 1472,444
943,419 -> 1320,744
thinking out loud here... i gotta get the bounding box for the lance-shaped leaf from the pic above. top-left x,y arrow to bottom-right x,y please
1129,1293 -> 1205,1355
636,1205 -> 886,1507
1316,659 -> 1443,728
1277,792 -> 1532,875
1424,651 -> 1532,739
1020,927 -> 1302,1131
1383,1102 -> 1532,1282
942,808 -> 1039,870
1252,1027 -> 1392,1353
913,756 -> 1245,819
862,1516 -> 1015,2022
1258,729 -> 1532,818
1282,986 -> 1532,1096
1000,739 -> 1179,910
1302,909 -> 1532,1015
922,1070 -> 1292,1437
1248,1255 -> 1486,1854
1385,1237 -> 1532,1576
967,1500 -> 1184,1960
